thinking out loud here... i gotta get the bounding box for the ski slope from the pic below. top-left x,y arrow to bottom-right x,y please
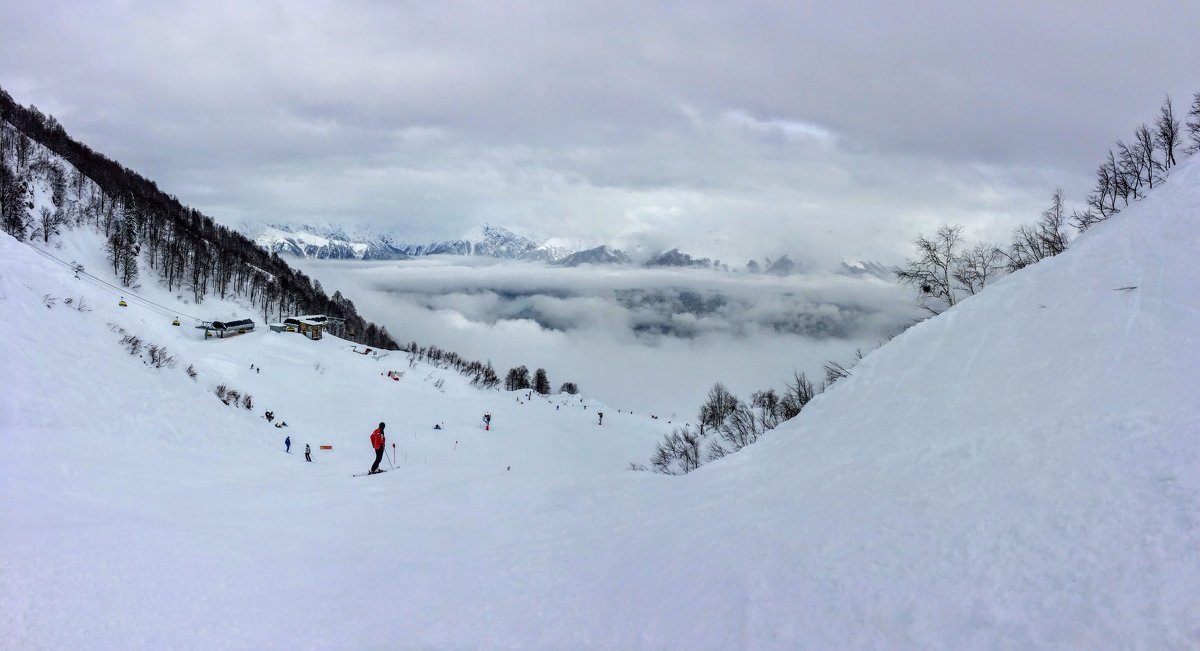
3,157 -> 1200,648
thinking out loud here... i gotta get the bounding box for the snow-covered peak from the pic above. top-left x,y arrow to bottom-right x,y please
552,244 -> 633,267
243,223 -> 410,260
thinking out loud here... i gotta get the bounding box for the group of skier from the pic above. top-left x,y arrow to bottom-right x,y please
282,435 -> 313,462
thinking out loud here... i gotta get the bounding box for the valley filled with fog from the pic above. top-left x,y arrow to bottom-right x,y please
296,257 -> 921,416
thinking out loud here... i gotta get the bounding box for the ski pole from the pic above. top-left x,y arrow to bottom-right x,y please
389,443 -> 396,469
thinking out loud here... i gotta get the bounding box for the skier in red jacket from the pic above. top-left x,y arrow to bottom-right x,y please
369,422 -> 386,474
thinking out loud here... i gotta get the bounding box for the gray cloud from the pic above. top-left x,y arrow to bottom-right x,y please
3,1 -> 1198,262
294,257 -> 920,415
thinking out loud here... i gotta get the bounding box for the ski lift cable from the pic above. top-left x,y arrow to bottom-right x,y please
25,244 -> 203,321
26,245 -> 179,318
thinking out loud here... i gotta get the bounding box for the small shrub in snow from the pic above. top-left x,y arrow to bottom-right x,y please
186,364 -> 198,381
120,334 -> 142,356
215,384 -> 228,402
242,394 -> 253,410
60,296 -> 90,311
225,389 -> 241,406
433,378 -> 445,390
313,362 -> 327,375
42,294 -> 57,309
147,344 -> 177,369
650,426 -> 704,475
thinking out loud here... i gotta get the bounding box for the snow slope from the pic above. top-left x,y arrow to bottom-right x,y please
3,156 -> 1200,648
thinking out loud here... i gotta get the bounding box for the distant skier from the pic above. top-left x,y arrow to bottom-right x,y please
285,436 -> 291,453
369,423 -> 386,474
305,443 -> 312,462
483,413 -> 492,431
597,411 -> 604,426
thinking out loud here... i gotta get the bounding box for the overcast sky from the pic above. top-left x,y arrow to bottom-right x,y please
3,0 -> 1197,264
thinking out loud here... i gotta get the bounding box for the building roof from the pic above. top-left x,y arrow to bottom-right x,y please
210,319 -> 255,330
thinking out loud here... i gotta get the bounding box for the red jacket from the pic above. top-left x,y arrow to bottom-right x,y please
371,428 -> 385,450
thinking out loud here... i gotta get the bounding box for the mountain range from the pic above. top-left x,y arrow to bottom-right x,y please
243,223 -> 895,277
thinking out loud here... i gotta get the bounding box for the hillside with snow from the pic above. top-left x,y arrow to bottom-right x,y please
5,155 -> 1200,647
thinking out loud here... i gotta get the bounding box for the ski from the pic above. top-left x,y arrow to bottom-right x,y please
352,469 -> 389,477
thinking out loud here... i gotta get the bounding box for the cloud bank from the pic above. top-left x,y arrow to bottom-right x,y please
298,257 -> 921,416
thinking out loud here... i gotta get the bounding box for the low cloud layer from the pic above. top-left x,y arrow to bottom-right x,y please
298,258 -> 921,416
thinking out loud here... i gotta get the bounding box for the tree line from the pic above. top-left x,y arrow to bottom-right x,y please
897,92 -> 1200,316
638,344 -> 871,475
403,340 -> 501,389
0,86 -> 397,350
399,340 -> 580,396
501,364 -> 578,395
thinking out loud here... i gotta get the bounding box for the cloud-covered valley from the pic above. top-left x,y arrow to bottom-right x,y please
298,257 -> 921,417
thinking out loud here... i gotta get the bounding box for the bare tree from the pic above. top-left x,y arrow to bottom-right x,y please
896,225 -> 965,315
1008,189 -> 1070,270
1155,96 -> 1182,170
504,365 -> 531,391
1078,151 -> 1122,230
715,402 -> 763,452
955,241 -> 1006,293
1186,92 -> 1200,154
751,389 -> 785,430
32,205 -> 66,243
780,371 -> 817,419
650,426 -> 704,475
823,359 -> 853,388
698,383 -> 739,436
1134,123 -> 1162,190
0,159 -> 29,240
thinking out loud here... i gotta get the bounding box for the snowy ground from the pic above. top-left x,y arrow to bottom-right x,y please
3,159 -> 1199,648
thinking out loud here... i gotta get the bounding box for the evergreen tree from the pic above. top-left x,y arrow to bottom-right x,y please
533,368 -> 551,395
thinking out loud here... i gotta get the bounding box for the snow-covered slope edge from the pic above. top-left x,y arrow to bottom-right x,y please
707,155 -> 1200,646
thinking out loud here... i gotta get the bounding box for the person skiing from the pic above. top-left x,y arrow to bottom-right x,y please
369,422 -> 386,474
483,413 -> 492,431
285,435 -> 291,453
305,443 -> 312,462
597,411 -> 604,426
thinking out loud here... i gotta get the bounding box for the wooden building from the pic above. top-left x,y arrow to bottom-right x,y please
277,314 -> 344,341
